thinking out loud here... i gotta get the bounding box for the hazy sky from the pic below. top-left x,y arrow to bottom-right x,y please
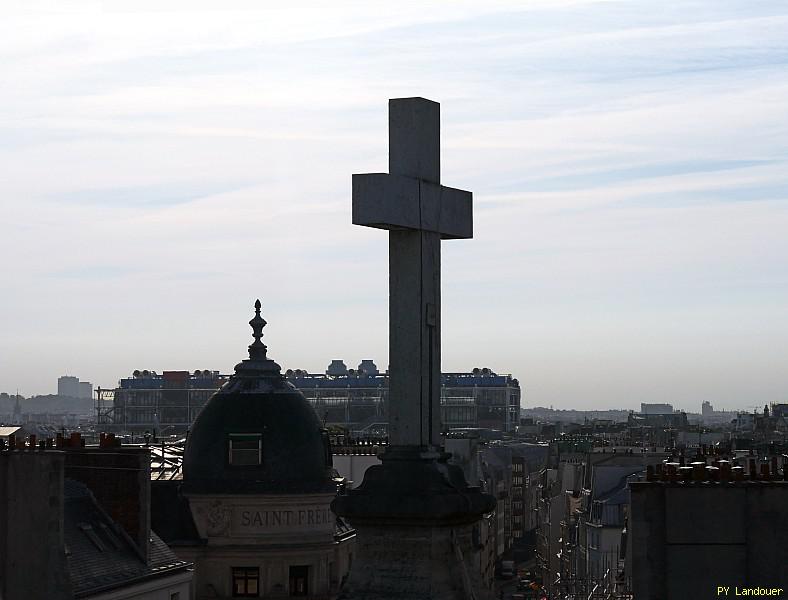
2,1 -> 787,410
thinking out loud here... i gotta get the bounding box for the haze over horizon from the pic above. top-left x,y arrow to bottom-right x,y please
2,1 -> 787,410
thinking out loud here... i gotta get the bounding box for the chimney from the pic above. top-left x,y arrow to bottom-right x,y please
0,446 -> 72,598
718,460 -> 731,481
62,440 -> 151,563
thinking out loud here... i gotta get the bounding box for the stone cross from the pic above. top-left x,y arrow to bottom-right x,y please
352,97 -> 472,448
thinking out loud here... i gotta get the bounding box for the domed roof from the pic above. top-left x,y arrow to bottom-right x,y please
182,300 -> 335,495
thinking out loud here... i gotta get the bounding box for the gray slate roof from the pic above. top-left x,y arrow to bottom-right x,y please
64,479 -> 190,598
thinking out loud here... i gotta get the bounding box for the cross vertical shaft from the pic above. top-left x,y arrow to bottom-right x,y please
388,99 -> 442,448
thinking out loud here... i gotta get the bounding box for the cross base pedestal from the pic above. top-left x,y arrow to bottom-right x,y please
331,448 -> 496,599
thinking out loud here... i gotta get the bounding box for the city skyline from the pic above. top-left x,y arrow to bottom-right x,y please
2,1 -> 788,408
1,369 -> 760,416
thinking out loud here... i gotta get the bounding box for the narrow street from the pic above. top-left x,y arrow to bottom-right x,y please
493,559 -> 542,600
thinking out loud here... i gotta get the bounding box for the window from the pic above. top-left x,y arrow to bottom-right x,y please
328,561 -> 337,587
229,434 -> 262,466
588,528 -> 600,550
289,565 -> 309,597
232,567 -> 260,597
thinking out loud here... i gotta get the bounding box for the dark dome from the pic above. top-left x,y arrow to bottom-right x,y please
182,301 -> 334,495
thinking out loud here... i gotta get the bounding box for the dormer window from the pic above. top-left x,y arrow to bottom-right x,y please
229,434 -> 262,466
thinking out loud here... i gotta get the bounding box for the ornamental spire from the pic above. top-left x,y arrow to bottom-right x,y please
248,299 -> 268,361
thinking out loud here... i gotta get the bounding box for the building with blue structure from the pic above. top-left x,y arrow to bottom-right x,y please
98,362 -> 521,435
287,361 -> 520,435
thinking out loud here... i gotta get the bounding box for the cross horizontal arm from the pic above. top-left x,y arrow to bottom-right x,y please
352,173 -> 473,240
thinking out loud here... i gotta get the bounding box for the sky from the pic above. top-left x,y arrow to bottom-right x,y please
1,0 -> 787,410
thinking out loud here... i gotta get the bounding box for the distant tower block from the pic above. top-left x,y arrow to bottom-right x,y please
333,98 -> 494,600
78,382 -> 93,400
58,376 -> 80,398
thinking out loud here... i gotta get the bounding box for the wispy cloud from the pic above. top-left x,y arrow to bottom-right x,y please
1,0 -> 787,408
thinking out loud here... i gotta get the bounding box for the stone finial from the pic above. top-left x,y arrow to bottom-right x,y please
248,299 -> 268,361
232,299 -> 281,377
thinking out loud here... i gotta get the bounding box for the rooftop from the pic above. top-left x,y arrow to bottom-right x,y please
117,369 -> 520,390
64,479 -> 190,597
642,453 -> 787,484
